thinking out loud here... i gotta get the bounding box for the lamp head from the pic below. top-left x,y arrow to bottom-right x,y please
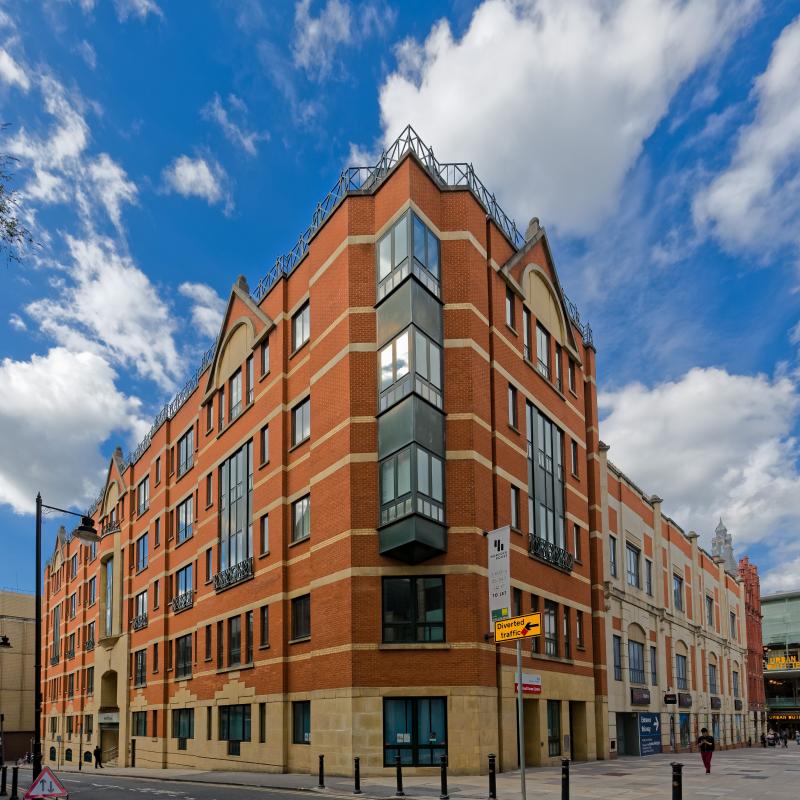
72,517 -> 99,545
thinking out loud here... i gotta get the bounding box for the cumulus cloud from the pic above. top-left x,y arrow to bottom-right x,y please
201,94 -> 268,157
599,366 -> 800,550
162,155 -> 232,214
88,153 -> 138,231
0,47 -> 29,90
693,15 -> 800,259
293,0 -> 352,79
8,314 -> 26,331
179,282 -> 226,339
376,0 -> 757,236
113,0 -> 163,21
0,348 -> 145,514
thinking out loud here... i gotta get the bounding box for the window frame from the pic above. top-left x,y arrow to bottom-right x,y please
175,634 -> 192,680
382,576 -> 445,643
291,495 -> 311,544
625,543 -> 640,588
292,700 -> 311,745
291,594 -> 311,641
176,495 -> 194,544
382,697 -> 446,767
292,301 -> 310,352
177,428 -> 194,478
292,397 -> 311,447
628,639 -> 645,685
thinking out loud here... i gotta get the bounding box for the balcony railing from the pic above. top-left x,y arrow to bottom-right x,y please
529,533 -> 574,572
101,521 -> 120,537
213,556 -> 254,592
84,639 -> 94,652
131,613 -> 148,631
170,590 -> 194,613
65,648 -> 74,660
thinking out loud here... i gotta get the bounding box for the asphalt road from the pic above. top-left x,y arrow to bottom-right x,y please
18,772 -> 310,800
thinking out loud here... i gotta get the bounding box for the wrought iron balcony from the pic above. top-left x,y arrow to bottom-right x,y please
65,648 -> 74,660
101,521 -> 120,537
131,613 -> 148,631
169,590 -> 194,613
213,556 -> 254,592
529,533 -> 574,572
84,639 -> 95,652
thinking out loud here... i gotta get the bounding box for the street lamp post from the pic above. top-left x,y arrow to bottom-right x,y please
34,493 -> 98,782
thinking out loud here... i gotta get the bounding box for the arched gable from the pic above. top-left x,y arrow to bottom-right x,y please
521,263 -> 569,346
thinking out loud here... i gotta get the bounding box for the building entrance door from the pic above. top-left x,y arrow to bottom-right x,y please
617,713 -> 640,756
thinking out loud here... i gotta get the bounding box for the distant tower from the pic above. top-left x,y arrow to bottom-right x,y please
712,518 -> 737,573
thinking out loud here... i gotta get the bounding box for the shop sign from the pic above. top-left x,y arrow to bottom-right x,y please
514,673 -> 542,695
663,693 -> 677,705
734,699 -> 743,711
678,693 -> 693,708
98,711 -> 119,725
631,688 -> 651,706
769,713 -> 800,721
710,697 -> 722,710
766,655 -> 799,671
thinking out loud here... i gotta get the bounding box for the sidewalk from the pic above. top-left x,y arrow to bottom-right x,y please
49,745 -> 800,799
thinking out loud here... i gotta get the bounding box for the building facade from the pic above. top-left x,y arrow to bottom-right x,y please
40,127 -> 606,775
596,454 -> 750,756
762,592 -> 800,735
0,590 -> 35,761
738,556 -> 765,738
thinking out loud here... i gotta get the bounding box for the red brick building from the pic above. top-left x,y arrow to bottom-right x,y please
40,127 -> 605,775
739,556 -> 766,737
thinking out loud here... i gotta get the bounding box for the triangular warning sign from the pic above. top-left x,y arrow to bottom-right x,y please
23,767 -> 68,799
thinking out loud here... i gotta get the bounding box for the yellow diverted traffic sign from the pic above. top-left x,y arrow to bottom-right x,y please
494,612 -> 542,642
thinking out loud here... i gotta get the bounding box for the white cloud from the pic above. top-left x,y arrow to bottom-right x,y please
293,0 -> 352,79
376,0 -> 757,236
76,40 -> 97,69
179,282 -> 226,339
113,0 -> 163,22
599,366 -> 800,551
162,155 -> 232,214
762,556 -> 800,594
8,313 -> 26,331
693,15 -> 800,258
25,235 -> 181,390
88,153 -> 137,231
0,347 -> 145,514
0,46 -> 30,90
201,94 -> 268,157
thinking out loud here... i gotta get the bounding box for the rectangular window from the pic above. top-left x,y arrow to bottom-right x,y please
260,514 -> 269,555
246,355 -> 254,405
573,524 -> 581,562
217,620 -> 224,668
380,444 -> 444,526
505,287 -> 515,328
609,536 -> 618,577
152,710 -> 158,738
292,701 -> 311,745
153,642 -> 158,672
292,495 -> 311,543
218,441 -> 253,571
172,708 -> 194,745
554,344 -> 563,392
544,600 -> 558,656
547,700 -> 561,757
709,663 -> 718,695
673,575 -> 684,611
134,649 -> 147,687
510,486 -> 520,530
730,611 -> 737,640
563,607 -> 571,659
204,625 -> 211,661
219,704 -> 251,753
228,616 -> 241,667
229,369 -> 242,420
177,495 -> 193,543
244,610 -> 253,663
507,384 -> 518,429
155,456 -> 161,484
292,397 -> 311,446
291,594 -> 311,640
104,558 -> 113,637
706,595 -> 714,627
177,428 -> 194,477
153,580 -> 159,609
292,301 -> 310,351
650,646 -> 657,685
522,308 -> 531,360
382,576 -> 444,643
218,386 -> 225,430
137,477 -> 150,515
175,563 -> 192,600
568,359 -> 576,393
411,214 -> 440,278
613,635 -> 622,681
626,543 -> 640,588
261,340 -> 270,376
176,634 -> 192,679
525,404 -> 565,549
676,654 -> 688,690
259,702 -> 266,743
570,440 -> 578,476
134,590 -> 147,619
259,605 -> 269,647
205,549 -> 212,582
536,323 -> 550,380
380,330 -> 410,397
628,640 -> 645,684
644,559 -> 653,596
576,610 -> 584,648
383,697 -> 445,766
206,402 -> 213,432
136,534 -> 148,572
154,517 -> 160,547
260,425 -> 269,464
206,473 -> 212,507
132,711 -> 147,737
733,670 -> 740,698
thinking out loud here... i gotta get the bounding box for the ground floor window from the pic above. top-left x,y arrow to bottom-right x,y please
735,714 -> 742,742
293,701 -> 311,745
219,704 -> 251,755
172,708 -> 194,750
712,714 -> 720,742
547,700 -> 561,756
679,713 -> 690,748
383,697 -> 447,766
132,711 -> 147,737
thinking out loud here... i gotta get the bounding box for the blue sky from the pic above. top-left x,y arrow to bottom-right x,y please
0,0 -> 799,594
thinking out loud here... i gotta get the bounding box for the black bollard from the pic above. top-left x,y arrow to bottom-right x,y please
354,756 -> 362,795
671,762 -> 683,800
488,753 -> 497,800
8,767 -> 16,800
440,754 -> 449,800
561,758 -> 570,800
395,754 -> 405,797
0,765 -> 6,797
318,754 -> 325,789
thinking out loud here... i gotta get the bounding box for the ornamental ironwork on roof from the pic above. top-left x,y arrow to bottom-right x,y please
88,125 -> 592,513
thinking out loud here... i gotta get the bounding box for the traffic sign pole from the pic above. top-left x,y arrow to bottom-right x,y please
517,638 -> 526,800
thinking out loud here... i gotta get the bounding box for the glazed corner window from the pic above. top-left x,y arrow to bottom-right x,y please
377,211 -> 440,300
177,496 -> 193,543
536,323 -> 551,380
609,535 -> 618,577
625,543 -> 640,588
379,445 -> 444,525
505,287 -> 515,328
292,397 -> 311,446
229,369 -> 242,421
507,384 -> 518,428
673,574 -> 684,611
292,301 -> 310,351
291,593 -> 311,640
137,477 -> 150,515
135,534 -> 148,572
291,495 -> 310,543
292,700 -> 311,745
706,595 -> 714,627
382,576 -> 444,643
383,697 -> 446,766
379,328 -> 442,412
177,428 -> 194,477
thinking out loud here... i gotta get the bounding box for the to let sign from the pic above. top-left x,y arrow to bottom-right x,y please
494,612 -> 542,643
487,526 -> 511,629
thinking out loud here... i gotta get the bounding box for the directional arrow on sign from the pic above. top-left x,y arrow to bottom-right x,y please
654,717 -> 660,732
494,612 -> 542,642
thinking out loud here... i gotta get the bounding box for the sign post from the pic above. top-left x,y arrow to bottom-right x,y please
516,638 -> 526,800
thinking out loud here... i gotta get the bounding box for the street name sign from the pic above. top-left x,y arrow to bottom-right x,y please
487,526 -> 511,629
23,767 -> 68,799
494,612 -> 542,642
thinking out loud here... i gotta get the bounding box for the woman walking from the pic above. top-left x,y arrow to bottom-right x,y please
698,727 -> 715,773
